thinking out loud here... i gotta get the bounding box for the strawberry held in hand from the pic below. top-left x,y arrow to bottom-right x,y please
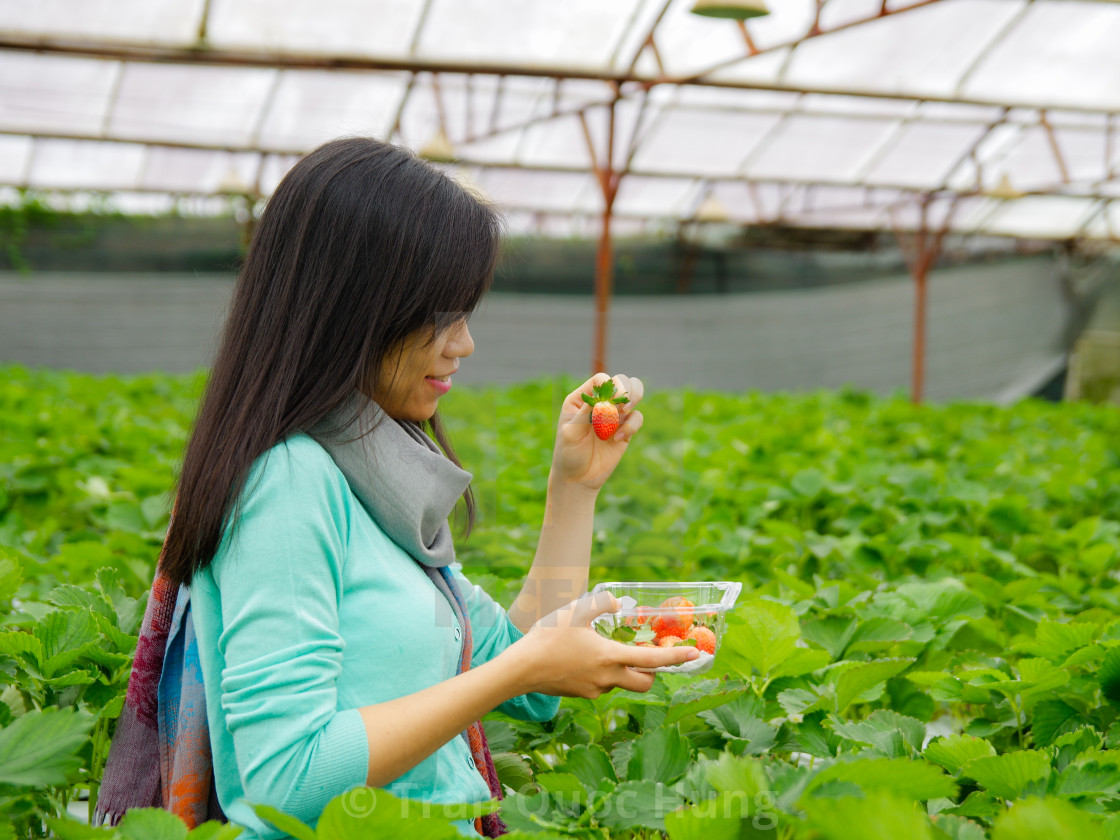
582,379 -> 630,440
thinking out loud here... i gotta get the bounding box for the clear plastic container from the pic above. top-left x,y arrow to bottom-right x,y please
590,580 -> 743,675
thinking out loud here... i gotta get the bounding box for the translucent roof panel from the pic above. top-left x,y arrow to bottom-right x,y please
141,147 -> 260,194
630,109 -> 783,176
746,115 -> 897,182
1,0 -> 1119,240
613,176 -> 700,218
981,195 -> 1098,238
109,63 -> 276,147
207,0 -> 427,59
863,122 -> 989,189
781,0 -> 1025,99
0,0 -> 205,46
29,139 -> 146,190
414,0 -> 643,71
962,1 -> 1120,111
0,53 -> 118,136
256,71 -> 408,152
0,135 -> 31,184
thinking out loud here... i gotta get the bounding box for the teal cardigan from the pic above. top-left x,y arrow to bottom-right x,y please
189,433 -> 559,839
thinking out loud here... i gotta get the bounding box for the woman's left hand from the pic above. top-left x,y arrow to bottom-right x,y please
551,372 -> 644,492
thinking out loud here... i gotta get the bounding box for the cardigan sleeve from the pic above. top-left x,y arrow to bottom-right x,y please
209,438 -> 370,822
450,566 -> 561,723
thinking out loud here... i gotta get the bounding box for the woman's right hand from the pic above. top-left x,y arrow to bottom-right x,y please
500,590 -> 699,698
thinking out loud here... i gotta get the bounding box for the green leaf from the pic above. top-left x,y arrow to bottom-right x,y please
771,647 -> 831,678
626,725 -> 693,785
828,710 -> 925,758
0,629 -> 44,663
1031,698 -> 1086,748
664,796 -> 746,840
832,658 -> 914,713
801,790 -> 934,840
930,814 -> 987,840
34,608 -> 101,676
44,820 -> 118,839
251,805 -> 318,840
1016,619 -> 1098,663
965,750 -> 1051,800
314,789 -> 485,840
698,694 -> 776,752
1053,757 -> 1120,798
806,757 -> 957,801
481,719 -> 517,753
923,734 -> 996,775
939,791 -> 1004,821
118,809 -> 188,840
185,822 -> 245,840
705,751 -> 769,799
598,780 -> 687,832
492,751 -> 535,794
609,624 -> 637,642
535,772 -> 587,808
0,707 -> 94,787
560,743 -> 617,794
0,548 -> 23,603
1100,647 -> 1120,704
665,687 -> 753,726
720,599 -> 800,678
990,797 -> 1108,840
803,617 -> 858,660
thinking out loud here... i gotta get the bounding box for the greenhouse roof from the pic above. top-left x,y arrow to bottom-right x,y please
2,0 -> 1120,241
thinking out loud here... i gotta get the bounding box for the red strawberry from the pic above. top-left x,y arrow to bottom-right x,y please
651,597 -> 695,639
657,635 -> 684,648
581,380 -> 630,441
625,606 -> 654,628
686,625 -> 716,655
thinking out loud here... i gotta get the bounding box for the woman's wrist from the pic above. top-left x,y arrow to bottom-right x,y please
490,634 -> 539,697
546,470 -> 600,506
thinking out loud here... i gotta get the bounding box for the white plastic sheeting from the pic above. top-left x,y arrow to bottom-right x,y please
1,0 -> 1119,239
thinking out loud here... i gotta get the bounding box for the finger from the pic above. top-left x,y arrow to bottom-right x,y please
569,589 -> 620,626
613,408 -> 643,443
612,375 -> 643,408
616,642 -> 699,670
559,396 -> 592,427
612,666 -> 657,694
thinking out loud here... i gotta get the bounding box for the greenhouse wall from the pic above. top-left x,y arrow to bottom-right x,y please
0,256 -> 1069,401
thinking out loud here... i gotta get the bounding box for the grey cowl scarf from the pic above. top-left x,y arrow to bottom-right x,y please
308,389 -> 473,627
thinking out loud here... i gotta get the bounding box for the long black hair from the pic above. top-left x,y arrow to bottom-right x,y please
160,137 -> 501,587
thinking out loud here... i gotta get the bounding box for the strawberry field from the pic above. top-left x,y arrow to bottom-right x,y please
4,363 -> 1120,839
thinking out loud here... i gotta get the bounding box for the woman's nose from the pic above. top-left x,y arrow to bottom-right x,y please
446,320 -> 474,358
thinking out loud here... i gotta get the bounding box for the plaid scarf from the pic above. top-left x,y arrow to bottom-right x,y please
97,395 -> 509,835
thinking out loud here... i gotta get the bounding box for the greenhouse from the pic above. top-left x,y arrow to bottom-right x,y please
2,1 -> 1120,839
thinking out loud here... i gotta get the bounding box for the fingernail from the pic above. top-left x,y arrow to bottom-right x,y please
686,648 -> 699,659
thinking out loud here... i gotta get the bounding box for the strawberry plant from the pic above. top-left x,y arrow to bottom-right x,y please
3,364 -> 1120,837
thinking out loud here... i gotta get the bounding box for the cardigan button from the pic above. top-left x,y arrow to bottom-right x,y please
454,627 -> 462,641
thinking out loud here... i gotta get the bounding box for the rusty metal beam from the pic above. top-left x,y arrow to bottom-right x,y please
1039,110 -> 1071,184
6,35 -> 1120,115
624,0 -> 674,74
4,126 -> 1117,202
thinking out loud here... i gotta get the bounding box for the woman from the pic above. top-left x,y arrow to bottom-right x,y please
103,137 -> 697,839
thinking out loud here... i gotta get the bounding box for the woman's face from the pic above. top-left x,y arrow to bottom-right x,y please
372,319 -> 475,422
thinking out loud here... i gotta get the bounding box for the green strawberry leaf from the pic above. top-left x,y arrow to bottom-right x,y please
924,734 -> 996,775
0,707 -> 94,787
964,750 -> 1051,800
